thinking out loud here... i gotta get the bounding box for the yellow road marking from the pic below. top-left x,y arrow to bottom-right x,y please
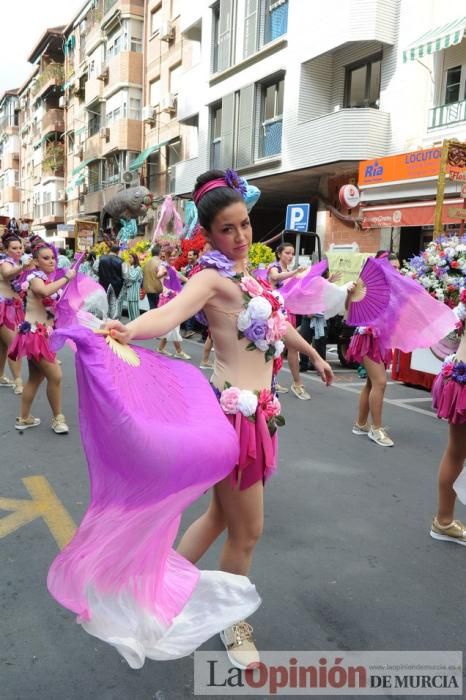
0,476 -> 77,549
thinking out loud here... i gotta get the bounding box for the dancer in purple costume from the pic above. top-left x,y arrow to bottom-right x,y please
430,293 -> 466,546
106,169 -> 334,668
156,248 -> 190,359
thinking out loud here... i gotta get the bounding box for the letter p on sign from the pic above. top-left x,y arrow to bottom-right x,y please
285,203 -> 310,232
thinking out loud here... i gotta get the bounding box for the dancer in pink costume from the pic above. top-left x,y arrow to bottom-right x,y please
430,291 -> 466,546
9,236 -> 76,434
0,231 -> 29,394
101,169 -> 333,669
347,251 -> 400,448
157,248 -> 191,360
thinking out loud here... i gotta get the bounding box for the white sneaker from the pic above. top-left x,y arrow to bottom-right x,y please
220,621 -> 260,670
174,351 -> 191,360
15,416 -> 41,431
51,414 -> 69,435
291,383 -> 311,400
368,426 -> 394,447
199,361 -> 214,369
275,384 -> 289,394
13,379 -> 23,395
352,422 -> 370,436
0,375 -> 14,387
158,348 -> 172,357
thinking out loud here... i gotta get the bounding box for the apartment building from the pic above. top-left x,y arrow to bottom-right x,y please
17,28 -> 66,241
63,0 -> 145,231
0,91 -> 20,223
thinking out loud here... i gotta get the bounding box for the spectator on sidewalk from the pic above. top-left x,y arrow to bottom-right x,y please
143,244 -> 163,310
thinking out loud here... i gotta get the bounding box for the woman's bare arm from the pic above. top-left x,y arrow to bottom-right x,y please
283,322 -> 334,385
29,270 -> 75,298
106,269 -> 219,343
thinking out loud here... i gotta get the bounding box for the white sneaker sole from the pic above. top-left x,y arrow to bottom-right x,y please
52,427 -> 69,435
368,433 -> 394,447
15,420 -> 41,431
219,631 -> 260,671
352,428 -> 369,436
430,530 -> 466,546
291,388 -> 311,401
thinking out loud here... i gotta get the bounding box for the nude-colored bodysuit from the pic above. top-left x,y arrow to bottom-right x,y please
24,273 -> 54,327
457,331 -> 466,363
203,273 -> 273,394
0,261 -> 19,300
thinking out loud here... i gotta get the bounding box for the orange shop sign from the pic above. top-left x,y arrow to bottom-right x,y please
359,148 -> 442,186
361,199 -> 464,229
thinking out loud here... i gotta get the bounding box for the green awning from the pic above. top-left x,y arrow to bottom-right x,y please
66,174 -> 85,193
129,139 -> 171,171
72,157 -> 98,176
403,16 -> 466,63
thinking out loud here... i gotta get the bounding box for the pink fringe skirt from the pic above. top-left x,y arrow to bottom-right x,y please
346,333 -> 393,368
0,297 -> 24,331
432,374 -> 466,425
226,407 -> 278,491
9,329 -> 56,364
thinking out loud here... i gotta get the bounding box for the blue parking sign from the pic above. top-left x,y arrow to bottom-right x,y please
285,203 -> 310,232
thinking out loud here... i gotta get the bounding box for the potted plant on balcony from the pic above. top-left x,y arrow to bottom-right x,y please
43,142 -> 65,176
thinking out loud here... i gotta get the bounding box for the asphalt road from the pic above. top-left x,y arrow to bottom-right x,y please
0,337 -> 465,700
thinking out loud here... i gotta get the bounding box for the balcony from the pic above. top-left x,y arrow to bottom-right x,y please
2,186 -> 20,203
290,108 -> 390,169
84,132 -> 102,160
84,183 -> 121,214
37,200 -> 65,226
104,52 -> 143,91
177,64 -> 202,122
85,76 -> 104,105
103,119 -> 142,154
32,64 -> 65,99
1,153 -> 20,170
428,100 -> 466,130
42,109 -> 65,136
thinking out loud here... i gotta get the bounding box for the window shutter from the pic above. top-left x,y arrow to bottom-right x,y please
220,92 -> 235,168
236,84 -> 255,168
243,0 -> 259,58
218,0 -> 233,72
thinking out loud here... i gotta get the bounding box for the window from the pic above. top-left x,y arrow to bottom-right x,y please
147,152 -> 161,191
130,19 -> 143,52
264,0 -> 288,45
107,32 -> 122,60
169,64 -> 182,94
88,107 -> 101,136
211,103 -> 222,168
129,97 -> 141,120
68,132 -> 75,154
151,4 -> 162,35
212,3 -> 220,72
344,53 -> 382,108
260,78 -> 284,158
88,161 -> 102,193
445,65 -> 462,104
149,78 -> 161,106
184,116 -> 199,160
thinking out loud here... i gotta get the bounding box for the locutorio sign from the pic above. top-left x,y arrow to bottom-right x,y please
359,147 -> 443,186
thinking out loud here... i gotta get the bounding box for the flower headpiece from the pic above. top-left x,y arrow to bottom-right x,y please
193,169 -> 249,205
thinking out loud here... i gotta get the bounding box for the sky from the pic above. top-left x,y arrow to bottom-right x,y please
0,0 -> 85,95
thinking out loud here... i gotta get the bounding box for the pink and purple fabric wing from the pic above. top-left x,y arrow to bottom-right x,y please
55,273 -> 107,330
352,259 -> 458,352
47,326 -> 260,668
280,264 -> 347,318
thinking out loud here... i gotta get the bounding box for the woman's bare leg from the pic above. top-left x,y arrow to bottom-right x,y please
37,358 -> 63,417
158,338 -> 167,352
20,360 -> 44,418
287,347 -> 302,385
0,326 -> 21,380
177,488 -> 226,564
436,424 -> 466,525
356,377 -> 372,426
363,356 -> 387,428
173,341 -> 182,354
202,336 -> 213,363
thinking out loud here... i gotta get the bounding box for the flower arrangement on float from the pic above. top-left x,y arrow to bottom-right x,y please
247,242 -> 275,269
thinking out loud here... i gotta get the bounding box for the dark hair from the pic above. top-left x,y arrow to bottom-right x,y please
58,247 -> 67,255
130,253 -> 140,267
151,244 -> 161,256
1,232 -> 21,249
188,249 -> 198,257
110,245 -> 120,254
375,249 -> 398,262
275,242 -> 294,261
86,251 -> 96,263
192,169 -> 244,230
29,234 -> 51,259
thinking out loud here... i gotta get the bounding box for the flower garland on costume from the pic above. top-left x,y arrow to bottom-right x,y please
18,320 -> 51,337
217,383 -> 285,436
438,290 -> 466,385
22,270 -> 61,321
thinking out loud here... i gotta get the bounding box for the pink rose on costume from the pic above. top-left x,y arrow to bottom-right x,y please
442,362 -> 455,378
21,281 -> 29,292
258,389 -> 281,419
460,289 -> 466,304
240,277 -> 263,297
266,313 -> 288,342
220,386 -> 241,414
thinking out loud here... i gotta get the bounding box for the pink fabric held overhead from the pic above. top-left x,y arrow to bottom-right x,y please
47,326 -> 260,668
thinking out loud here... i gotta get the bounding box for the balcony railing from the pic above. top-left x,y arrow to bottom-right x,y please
42,109 -> 65,135
428,100 -> 466,129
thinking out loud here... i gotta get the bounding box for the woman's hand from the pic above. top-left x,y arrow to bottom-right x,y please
64,269 -> 77,281
313,357 -> 334,386
328,271 -> 342,284
104,320 -> 134,345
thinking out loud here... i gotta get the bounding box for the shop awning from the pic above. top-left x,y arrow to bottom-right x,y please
361,199 -> 465,229
129,139 -> 171,171
403,16 -> 466,63
71,157 -> 99,176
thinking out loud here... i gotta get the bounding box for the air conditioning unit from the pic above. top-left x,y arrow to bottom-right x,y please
97,63 -> 109,81
159,20 -> 175,41
58,190 -> 66,202
58,95 -> 66,108
121,170 -> 139,186
160,93 -> 176,113
142,105 -> 155,123
99,127 -> 110,139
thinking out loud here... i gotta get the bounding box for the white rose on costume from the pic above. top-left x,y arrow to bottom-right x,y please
237,309 -> 252,331
248,296 -> 272,321
237,390 -> 258,417
254,339 -> 269,352
274,340 -> 285,358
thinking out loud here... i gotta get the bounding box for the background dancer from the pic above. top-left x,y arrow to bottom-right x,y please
107,169 -> 333,668
346,251 -> 399,447
0,232 -> 29,394
157,249 -> 190,360
9,237 -> 75,434
431,296 -> 466,545
268,244 -> 309,399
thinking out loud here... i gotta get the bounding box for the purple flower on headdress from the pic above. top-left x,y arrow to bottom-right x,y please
243,320 -> 268,343
18,321 -> 31,334
224,169 -> 247,198
199,250 -> 235,277
452,361 -> 466,384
